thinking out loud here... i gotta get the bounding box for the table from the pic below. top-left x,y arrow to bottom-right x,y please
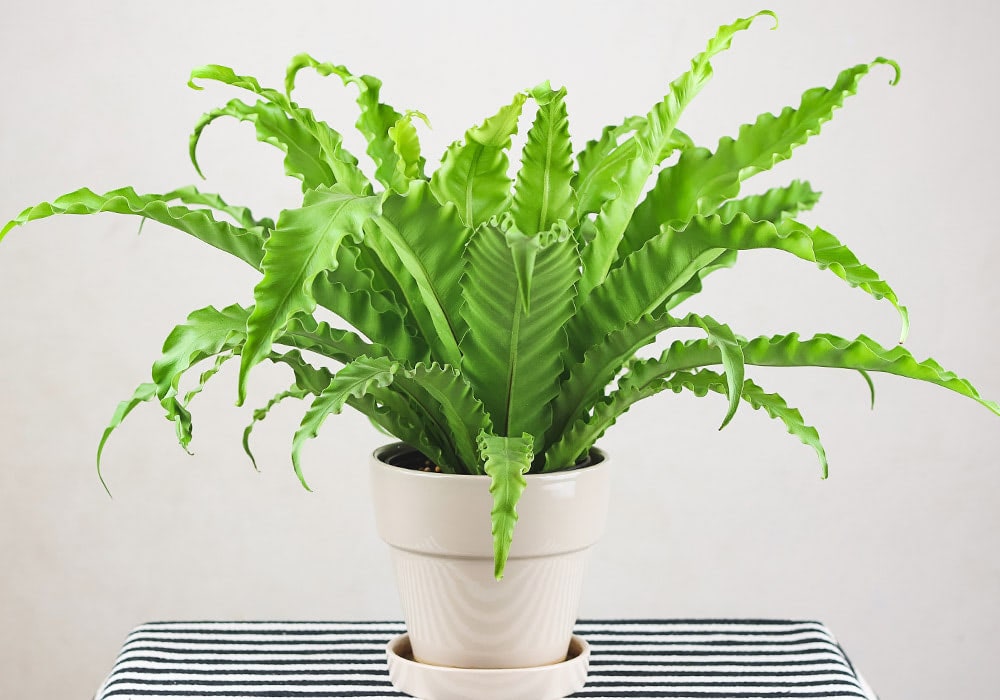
96,619 -> 877,699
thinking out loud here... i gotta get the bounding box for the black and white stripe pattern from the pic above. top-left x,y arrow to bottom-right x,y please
96,619 -> 876,699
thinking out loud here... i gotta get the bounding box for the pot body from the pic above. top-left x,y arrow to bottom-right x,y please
370,443 -> 612,669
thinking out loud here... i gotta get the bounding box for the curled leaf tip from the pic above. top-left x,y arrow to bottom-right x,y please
292,455 -> 313,492
873,57 -> 902,85
898,305 -> 910,344
236,369 -> 250,407
755,10 -> 779,30
241,426 -> 261,472
97,456 -> 113,499
405,109 -> 432,129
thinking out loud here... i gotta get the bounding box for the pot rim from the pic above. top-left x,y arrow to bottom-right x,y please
372,442 -> 607,482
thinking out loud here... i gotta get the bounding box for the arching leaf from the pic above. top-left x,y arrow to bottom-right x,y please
390,363 -> 493,474
97,383 -> 158,494
573,214 -> 907,360
278,314 -> 381,364
664,370 -> 828,476
238,187 -> 380,404
511,83 -> 575,234
685,315 -> 744,429
242,385 -> 307,472
619,58 -> 899,262
546,311 -> 739,455
544,367 -> 665,471
161,185 -> 274,230
151,304 -> 249,403
98,306 -> 244,466
573,139 -> 639,227
312,266 -> 430,364
430,91 -> 528,227
1,187 -> 266,270
368,181 -> 470,365
554,366 -> 830,477
285,54 -> 407,191
479,432 -> 533,580
291,356 -> 400,489
150,303 -> 250,449
643,333 -> 1000,416
189,64 -> 371,195
580,11 -> 777,300
182,350 -> 236,407
717,180 -> 821,224
189,98 -> 335,192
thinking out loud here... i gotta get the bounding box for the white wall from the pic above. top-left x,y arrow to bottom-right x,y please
1,0 -> 997,697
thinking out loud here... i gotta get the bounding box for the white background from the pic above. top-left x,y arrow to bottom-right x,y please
1,0 -> 998,697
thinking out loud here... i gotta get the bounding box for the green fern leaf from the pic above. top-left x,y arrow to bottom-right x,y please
717,180 -> 821,224
312,266 -> 430,364
389,363 -> 493,474
545,312 -> 740,464
99,304 -> 248,464
291,356 -> 400,488
660,370 -> 828,476
668,182 -> 821,308
511,83 -> 575,234
242,384 -> 308,471
238,187 -> 380,404
1,187 -> 266,270
580,11 -> 776,300
388,111 -> 431,183
189,98 -> 335,192
151,303 -> 250,448
573,213 -> 907,360
858,369 -> 877,409
479,432 -> 533,580
285,54 -> 408,191
162,185 -> 274,230
247,350 -> 394,472
96,383 -> 158,494
460,221 -> 580,438
620,58 -> 899,261
572,119 -> 692,225
189,64 -> 371,195
278,314 -> 381,364
152,304 -> 249,403
684,315 -> 744,429
645,333 -> 1000,416
182,350 -> 235,407
368,181 -> 470,365
545,369 -> 665,471
430,91 -> 528,227
546,312 -> 668,459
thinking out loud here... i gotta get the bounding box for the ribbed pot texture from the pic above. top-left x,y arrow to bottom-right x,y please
370,443 -> 612,669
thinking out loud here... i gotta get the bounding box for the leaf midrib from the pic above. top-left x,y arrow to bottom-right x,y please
464,145 -> 485,227
501,298 -> 523,436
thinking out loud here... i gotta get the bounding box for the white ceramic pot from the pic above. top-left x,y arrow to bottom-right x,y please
370,443 -> 612,669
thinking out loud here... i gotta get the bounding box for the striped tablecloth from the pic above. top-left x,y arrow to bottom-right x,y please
96,619 -> 877,699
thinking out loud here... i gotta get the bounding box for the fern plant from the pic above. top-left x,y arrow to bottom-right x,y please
3,11 -> 997,579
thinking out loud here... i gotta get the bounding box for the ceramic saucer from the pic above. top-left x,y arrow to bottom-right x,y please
385,634 -> 590,700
